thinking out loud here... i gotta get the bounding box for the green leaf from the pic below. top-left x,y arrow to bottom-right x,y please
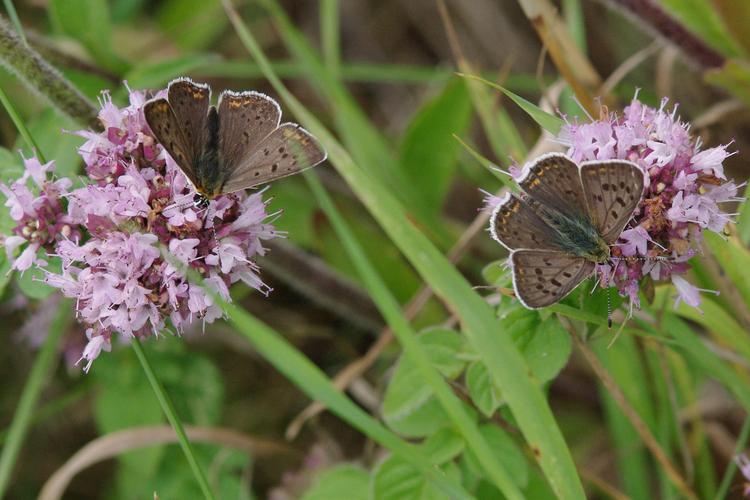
16,109 -> 83,179
705,59 -> 750,107
660,0 -> 744,57
703,230 -> 750,307
382,328 -> 465,437
371,455 -> 461,500
466,361 -> 502,417
420,427 -> 465,465
465,425 -> 528,489
48,0 -> 126,72
16,248 -> 57,300
152,446 -> 252,500
92,339 -> 224,499
302,465 -> 370,500
458,73 -> 564,134
0,147 -> 23,184
520,318 -> 572,385
399,79 -> 472,211
155,0 -> 229,50
122,54 -> 221,91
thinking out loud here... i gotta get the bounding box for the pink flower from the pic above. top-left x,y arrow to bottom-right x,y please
28,84 -> 281,370
671,275 -> 718,313
0,155 -> 76,273
555,95 -> 739,311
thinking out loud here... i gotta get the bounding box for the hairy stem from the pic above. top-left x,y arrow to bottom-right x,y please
0,14 -> 99,128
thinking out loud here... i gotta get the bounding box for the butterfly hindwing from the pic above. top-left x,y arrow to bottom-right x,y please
217,90 -> 281,172
219,123 -> 326,194
490,193 -> 564,251
580,160 -> 645,243
166,78 -> 211,165
518,153 -> 589,219
144,98 -> 201,188
510,250 -> 595,308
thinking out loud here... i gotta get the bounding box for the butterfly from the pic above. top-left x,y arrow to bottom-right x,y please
144,78 -> 326,209
489,153 -> 647,309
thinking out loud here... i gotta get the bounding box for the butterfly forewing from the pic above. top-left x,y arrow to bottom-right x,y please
144,98 -> 201,187
580,161 -> 645,243
518,154 -> 589,219
490,193 -> 565,251
219,123 -> 326,194
510,250 -> 595,308
166,79 -> 211,165
217,91 -> 281,172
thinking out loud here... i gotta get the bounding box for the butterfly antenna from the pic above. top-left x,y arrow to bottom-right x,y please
606,284 -> 613,330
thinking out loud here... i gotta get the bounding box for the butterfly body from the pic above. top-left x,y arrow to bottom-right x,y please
490,153 -> 646,309
144,78 -> 326,208
534,206 -> 611,263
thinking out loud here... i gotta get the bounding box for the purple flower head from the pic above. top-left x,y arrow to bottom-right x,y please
0,155 -> 76,273
559,96 -> 740,310
37,84 -> 279,370
485,95 -> 741,314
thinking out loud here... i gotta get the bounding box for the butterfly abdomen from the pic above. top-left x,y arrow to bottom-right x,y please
195,106 -> 224,197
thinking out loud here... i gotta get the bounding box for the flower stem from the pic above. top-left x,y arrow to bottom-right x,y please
2,0 -> 24,43
0,299 -> 70,498
130,337 -> 215,500
0,13 -> 99,128
0,84 -> 45,162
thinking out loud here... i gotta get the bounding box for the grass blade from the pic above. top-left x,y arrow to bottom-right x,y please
224,3 -> 585,497
0,300 -> 71,497
131,337 -> 215,500
305,171 -> 523,498
458,73 -> 565,134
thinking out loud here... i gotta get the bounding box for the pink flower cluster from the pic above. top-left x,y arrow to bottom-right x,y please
2,88 -> 279,371
0,156 -> 76,273
560,97 -> 741,310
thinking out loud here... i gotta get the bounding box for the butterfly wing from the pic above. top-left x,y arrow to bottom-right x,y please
218,123 -> 326,194
490,193 -> 564,251
217,90 -> 281,173
165,78 -> 211,165
518,153 -> 589,218
580,160 -> 646,244
510,250 -> 595,308
144,98 -> 201,187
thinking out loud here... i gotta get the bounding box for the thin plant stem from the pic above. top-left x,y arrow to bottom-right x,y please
0,84 -> 45,161
131,337 -> 215,500
714,414 -> 750,500
0,300 -> 70,497
571,331 -> 698,499
2,0 -> 24,43
0,14 -> 99,128
320,0 -> 340,78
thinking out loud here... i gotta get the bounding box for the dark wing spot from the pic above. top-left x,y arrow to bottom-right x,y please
610,210 -> 619,218
550,278 -> 562,287
271,163 -> 278,172
602,184 -> 610,191
616,197 -> 626,207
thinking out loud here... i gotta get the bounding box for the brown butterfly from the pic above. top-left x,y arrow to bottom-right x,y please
490,153 -> 647,309
144,78 -> 326,209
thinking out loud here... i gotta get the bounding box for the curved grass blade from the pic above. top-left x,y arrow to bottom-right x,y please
305,171 -> 524,499
224,3 -> 586,497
